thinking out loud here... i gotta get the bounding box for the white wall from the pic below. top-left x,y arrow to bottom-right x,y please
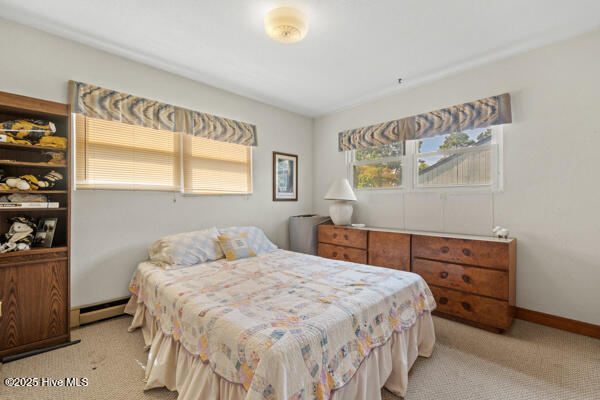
0,19 -> 313,307
313,30 -> 600,325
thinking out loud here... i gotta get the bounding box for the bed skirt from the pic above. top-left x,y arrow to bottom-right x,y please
125,295 -> 435,400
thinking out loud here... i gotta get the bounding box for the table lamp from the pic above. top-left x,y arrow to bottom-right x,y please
324,178 -> 357,225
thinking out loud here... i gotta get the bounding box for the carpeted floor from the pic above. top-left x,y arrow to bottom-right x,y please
0,315 -> 598,400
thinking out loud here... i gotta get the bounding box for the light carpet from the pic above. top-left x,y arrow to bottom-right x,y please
0,315 -> 598,400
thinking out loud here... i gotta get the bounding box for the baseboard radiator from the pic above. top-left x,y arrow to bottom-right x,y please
70,296 -> 131,328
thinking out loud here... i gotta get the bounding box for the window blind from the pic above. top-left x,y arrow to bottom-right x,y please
75,115 -> 181,190
183,135 -> 252,194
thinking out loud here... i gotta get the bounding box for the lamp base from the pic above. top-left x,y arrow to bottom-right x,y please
329,200 -> 353,226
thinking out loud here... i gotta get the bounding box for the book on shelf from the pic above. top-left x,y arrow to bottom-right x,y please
0,202 -> 59,208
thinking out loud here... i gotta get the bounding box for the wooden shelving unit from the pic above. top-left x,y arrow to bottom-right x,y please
0,189 -> 67,194
0,207 -> 67,212
0,160 -> 67,168
0,90 -> 75,361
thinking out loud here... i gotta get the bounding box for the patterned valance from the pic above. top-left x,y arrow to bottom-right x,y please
338,93 -> 511,151
69,81 -> 257,146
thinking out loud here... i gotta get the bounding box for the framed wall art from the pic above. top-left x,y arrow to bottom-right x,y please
273,152 -> 298,201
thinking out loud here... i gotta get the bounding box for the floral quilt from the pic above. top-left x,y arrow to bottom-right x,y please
129,249 -> 435,400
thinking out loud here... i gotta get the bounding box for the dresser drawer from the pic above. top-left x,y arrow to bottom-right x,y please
412,235 -> 510,270
368,231 -> 410,271
318,243 -> 367,264
413,258 -> 508,300
318,225 -> 367,249
430,286 -> 512,329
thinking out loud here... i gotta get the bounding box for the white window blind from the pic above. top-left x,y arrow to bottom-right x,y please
183,135 -> 252,194
75,115 -> 181,190
75,115 -> 253,194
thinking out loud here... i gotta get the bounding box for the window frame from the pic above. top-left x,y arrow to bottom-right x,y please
72,114 -> 253,195
348,126 -> 503,193
348,144 -> 405,191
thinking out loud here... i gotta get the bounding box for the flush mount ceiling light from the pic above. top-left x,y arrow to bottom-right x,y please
264,7 -> 308,44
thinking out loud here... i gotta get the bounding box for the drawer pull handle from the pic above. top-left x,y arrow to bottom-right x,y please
461,302 -> 472,311
333,233 -> 338,238
332,252 -> 338,257
439,297 -> 448,305
343,253 -> 349,260
441,246 -> 450,253
462,274 -> 471,283
462,248 -> 471,256
344,234 -> 349,240
439,271 -> 449,279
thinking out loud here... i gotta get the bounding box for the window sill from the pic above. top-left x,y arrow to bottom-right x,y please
354,186 -> 503,195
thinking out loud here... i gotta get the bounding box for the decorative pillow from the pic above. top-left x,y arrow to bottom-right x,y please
218,226 -> 277,254
148,227 -> 223,268
217,233 -> 256,261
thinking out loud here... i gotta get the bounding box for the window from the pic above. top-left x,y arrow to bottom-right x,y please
416,127 -> 495,187
183,135 -> 252,194
75,115 -> 252,194
351,142 -> 403,189
350,126 -> 502,191
75,115 -> 181,190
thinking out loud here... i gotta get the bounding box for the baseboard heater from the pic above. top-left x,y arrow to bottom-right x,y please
71,296 -> 131,328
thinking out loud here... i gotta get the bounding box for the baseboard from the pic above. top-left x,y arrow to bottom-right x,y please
71,296 -> 131,328
515,307 -> 600,339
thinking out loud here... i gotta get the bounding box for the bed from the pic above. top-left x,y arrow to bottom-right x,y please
126,244 -> 436,400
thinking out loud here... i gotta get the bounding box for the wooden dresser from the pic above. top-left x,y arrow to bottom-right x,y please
317,224 -> 516,332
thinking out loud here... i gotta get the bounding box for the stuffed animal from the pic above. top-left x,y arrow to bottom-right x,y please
492,226 -> 510,239
0,216 -> 37,253
0,119 -> 56,145
2,170 -> 63,191
36,136 -> 67,149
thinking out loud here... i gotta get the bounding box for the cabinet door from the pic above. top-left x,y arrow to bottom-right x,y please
368,231 -> 411,271
0,261 -> 68,351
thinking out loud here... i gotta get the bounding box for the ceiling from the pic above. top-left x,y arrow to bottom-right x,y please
1,1 -> 600,117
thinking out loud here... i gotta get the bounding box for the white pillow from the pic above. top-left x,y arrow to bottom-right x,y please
218,226 -> 277,255
148,227 -> 223,268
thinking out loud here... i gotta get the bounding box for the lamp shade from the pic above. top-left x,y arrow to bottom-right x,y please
324,179 -> 357,201
265,7 -> 308,44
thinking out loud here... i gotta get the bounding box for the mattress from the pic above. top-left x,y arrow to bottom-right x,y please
128,249 -> 436,399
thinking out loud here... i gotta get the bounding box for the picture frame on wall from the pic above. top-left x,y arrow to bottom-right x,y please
273,152 -> 298,201
34,217 -> 58,248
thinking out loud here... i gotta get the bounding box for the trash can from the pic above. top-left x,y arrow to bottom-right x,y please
289,215 -> 330,255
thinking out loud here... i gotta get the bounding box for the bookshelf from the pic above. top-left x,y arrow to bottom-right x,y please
0,90 -> 75,361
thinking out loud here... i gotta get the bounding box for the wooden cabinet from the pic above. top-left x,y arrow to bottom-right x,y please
0,249 -> 69,356
317,224 -> 517,332
412,235 -> 516,332
368,231 -> 410,271
0,91 -> 71,360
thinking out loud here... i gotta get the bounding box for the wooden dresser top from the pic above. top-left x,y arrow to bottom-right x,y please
323,225 -> 515,243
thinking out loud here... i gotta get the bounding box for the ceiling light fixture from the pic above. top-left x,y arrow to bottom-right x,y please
264,7 -> 308,44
